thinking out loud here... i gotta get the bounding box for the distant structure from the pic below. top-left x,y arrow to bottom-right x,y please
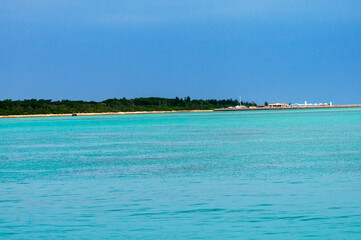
269,103 -> 290,108
228,96 -> 247,109
229,104 -> 247,109
291,101 -> 333,107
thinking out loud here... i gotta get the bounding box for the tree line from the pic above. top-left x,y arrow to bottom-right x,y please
0,97 -> 257,115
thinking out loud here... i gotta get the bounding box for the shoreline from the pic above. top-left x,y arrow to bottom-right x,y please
0,110 -> 213,119
214,104 -> 361,111
1,105 -> 361,119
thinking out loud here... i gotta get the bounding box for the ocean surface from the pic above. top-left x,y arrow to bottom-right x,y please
1,108 -> 361,239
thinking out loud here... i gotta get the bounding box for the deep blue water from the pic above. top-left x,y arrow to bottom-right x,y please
1,108 -> 361,239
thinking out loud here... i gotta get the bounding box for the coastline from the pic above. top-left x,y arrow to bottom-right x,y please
214,104 -> 361,112
1,105 -> 361,119
0,110 -> 213,119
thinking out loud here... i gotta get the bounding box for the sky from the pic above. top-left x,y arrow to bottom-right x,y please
1,0 -> 361,104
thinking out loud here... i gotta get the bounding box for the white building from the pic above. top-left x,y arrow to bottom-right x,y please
291,101 -> 333,107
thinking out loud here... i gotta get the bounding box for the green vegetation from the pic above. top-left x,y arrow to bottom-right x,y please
0,97 -> 257,115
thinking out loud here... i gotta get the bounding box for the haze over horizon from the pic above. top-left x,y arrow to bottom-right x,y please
1,1 -> 361,104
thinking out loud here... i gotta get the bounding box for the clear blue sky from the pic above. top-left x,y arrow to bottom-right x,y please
1,0 -> 360,104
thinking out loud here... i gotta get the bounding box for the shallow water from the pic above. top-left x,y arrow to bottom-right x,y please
1,108 -> 361,239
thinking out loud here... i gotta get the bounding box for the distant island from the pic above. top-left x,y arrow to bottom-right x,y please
2,98 -> 360,118
0,97 -> 257,116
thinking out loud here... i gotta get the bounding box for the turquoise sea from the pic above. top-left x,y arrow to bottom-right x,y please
1,108 -> 361,239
